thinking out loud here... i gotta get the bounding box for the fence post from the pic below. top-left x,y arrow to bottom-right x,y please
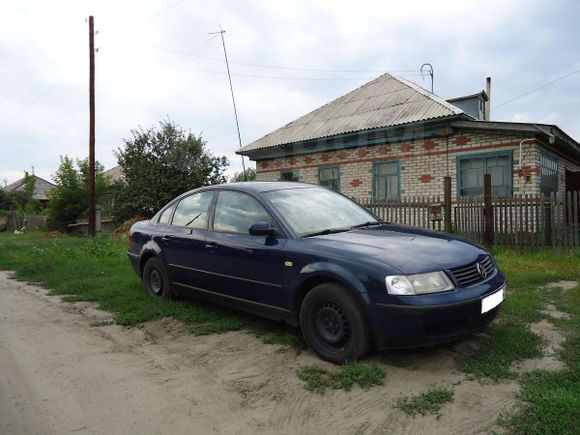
483,173 -> 494,247
544,199 -> 552,246
443,176 -> 452,233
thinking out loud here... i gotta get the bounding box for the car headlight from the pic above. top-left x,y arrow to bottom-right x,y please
385,271 -> 454,295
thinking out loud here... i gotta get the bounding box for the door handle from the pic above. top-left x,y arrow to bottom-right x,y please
161,235 -> 173,241
205,242 -> 217,249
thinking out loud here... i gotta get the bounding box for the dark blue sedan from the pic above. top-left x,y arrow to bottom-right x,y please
128,182 -> 506,363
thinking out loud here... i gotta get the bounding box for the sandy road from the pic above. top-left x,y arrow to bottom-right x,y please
0,271 -> 224,434
0,271 -> 521,435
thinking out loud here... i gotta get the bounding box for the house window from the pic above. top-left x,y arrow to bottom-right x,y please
319,167 -> 340,191
373,161 -> 399,201
540,153 -> 558,195
280,171 -> 299,182
458,153 -> 512,197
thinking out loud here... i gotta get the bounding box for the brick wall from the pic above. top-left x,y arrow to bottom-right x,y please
254,131 -> 579,199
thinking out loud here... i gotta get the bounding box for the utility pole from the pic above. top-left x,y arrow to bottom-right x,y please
209,28 -> 247,181
88,16 -> 96,236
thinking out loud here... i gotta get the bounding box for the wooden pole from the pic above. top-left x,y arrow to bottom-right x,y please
443,176 -> 452,233
88,16 -> 96,236
483,173 -> 494,247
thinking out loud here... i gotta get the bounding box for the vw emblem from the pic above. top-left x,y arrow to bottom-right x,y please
476,262 -> 487,279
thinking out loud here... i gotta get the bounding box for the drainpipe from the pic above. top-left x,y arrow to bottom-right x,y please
485,77 -> 491,121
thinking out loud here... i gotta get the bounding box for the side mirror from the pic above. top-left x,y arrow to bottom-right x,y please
249,221 -> 277,237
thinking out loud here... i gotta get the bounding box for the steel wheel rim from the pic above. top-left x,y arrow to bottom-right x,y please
149,269 -> 163,295
313,302 -> 350,347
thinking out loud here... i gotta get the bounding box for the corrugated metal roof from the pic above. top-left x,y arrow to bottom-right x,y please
3,175 -> 55,201
239,72 -> 466,154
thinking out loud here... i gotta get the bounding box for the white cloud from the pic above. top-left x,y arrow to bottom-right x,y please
1,0 -> 579,185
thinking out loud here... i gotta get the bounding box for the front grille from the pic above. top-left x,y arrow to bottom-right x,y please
449,255 -> 494,288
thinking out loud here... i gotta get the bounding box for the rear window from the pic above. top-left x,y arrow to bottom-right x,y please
172,191 -> 214,228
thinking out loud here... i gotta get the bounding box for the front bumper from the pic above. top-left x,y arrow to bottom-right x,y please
369,273 -> 507,350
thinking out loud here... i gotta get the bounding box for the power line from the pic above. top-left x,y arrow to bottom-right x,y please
152,61 -> 382,81
495,67 -> 580,110
152,46 -> 419,74
145,0 -> 188,21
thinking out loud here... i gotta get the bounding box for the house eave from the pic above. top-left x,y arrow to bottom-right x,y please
239,115 -> 466,160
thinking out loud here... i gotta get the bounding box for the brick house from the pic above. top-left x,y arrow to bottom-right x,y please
238,73 -> 580,200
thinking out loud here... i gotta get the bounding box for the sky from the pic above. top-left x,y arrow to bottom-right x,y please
1,0 -> 579,186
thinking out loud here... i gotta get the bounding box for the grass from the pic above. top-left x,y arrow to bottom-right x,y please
296,362 -> 385,393
501,284 -> 580,434
459,322 -> 545,380
457,248 -> 580,381
0,232 -> 303,347
394,386 -> 454,417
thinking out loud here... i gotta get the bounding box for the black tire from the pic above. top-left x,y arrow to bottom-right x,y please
300,282 -> 371,364
142,257 -> 173,299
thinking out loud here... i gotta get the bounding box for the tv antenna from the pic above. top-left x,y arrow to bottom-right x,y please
208,28 -> 247,181
420,63 -> 434,93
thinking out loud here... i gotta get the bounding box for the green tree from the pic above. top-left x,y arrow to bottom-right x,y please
230,168 -> 256,182
112,119 -> 229,222
47,156 -> 111,231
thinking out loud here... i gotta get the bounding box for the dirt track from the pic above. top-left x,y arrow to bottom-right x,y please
0,271 -> 523,434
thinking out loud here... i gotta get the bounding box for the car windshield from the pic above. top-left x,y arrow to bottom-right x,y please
264,187 -> 378,236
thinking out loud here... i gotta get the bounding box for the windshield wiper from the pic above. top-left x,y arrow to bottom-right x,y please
301,227 -> 351,238
351,220 -> 386,229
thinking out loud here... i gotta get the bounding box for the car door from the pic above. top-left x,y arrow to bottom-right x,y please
160,190 -> 215,291
204,189 -> 287,308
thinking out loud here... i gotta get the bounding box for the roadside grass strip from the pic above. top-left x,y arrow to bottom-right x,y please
394,386 -> 454,417
296,362 -> 385,393
0,233 -> 302,347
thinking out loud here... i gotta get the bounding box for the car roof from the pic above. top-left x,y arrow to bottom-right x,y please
204,181 -> 316,194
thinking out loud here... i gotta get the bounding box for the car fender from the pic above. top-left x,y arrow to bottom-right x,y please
291,261 -> 372,313
138,239 -> 166,275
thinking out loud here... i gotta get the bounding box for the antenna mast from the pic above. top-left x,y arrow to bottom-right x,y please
420,63 -> 434,93
209,28 -> 247,181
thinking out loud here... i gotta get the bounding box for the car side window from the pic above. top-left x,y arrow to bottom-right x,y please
172,191 -> 214,228
158,203 -> 176,225
213,191 -> 274,235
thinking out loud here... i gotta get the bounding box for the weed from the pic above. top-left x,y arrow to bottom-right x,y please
296,362 -> 384,393
395,386 -> 454,417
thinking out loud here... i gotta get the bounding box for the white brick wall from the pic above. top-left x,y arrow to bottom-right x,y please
253,131 -> 579,199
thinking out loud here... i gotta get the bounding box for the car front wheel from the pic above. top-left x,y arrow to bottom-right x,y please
300,282 -> 371,364
142,257 -> 173,299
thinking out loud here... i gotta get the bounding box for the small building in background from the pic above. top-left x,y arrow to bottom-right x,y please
104,165 -> 124,182
3,175 -> 56,205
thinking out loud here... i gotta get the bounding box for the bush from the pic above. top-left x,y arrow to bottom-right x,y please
111,119 -> 229,222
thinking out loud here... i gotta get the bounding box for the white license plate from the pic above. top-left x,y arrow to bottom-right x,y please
481,287 -> 505,314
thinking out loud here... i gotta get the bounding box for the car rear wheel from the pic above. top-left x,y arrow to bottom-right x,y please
300,282 -> 371,364
143,257 -> 173,299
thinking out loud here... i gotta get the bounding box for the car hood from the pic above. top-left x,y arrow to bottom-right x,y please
308,224 -> 487,274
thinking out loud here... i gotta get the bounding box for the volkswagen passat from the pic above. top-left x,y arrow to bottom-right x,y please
128,182 -> 506,363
